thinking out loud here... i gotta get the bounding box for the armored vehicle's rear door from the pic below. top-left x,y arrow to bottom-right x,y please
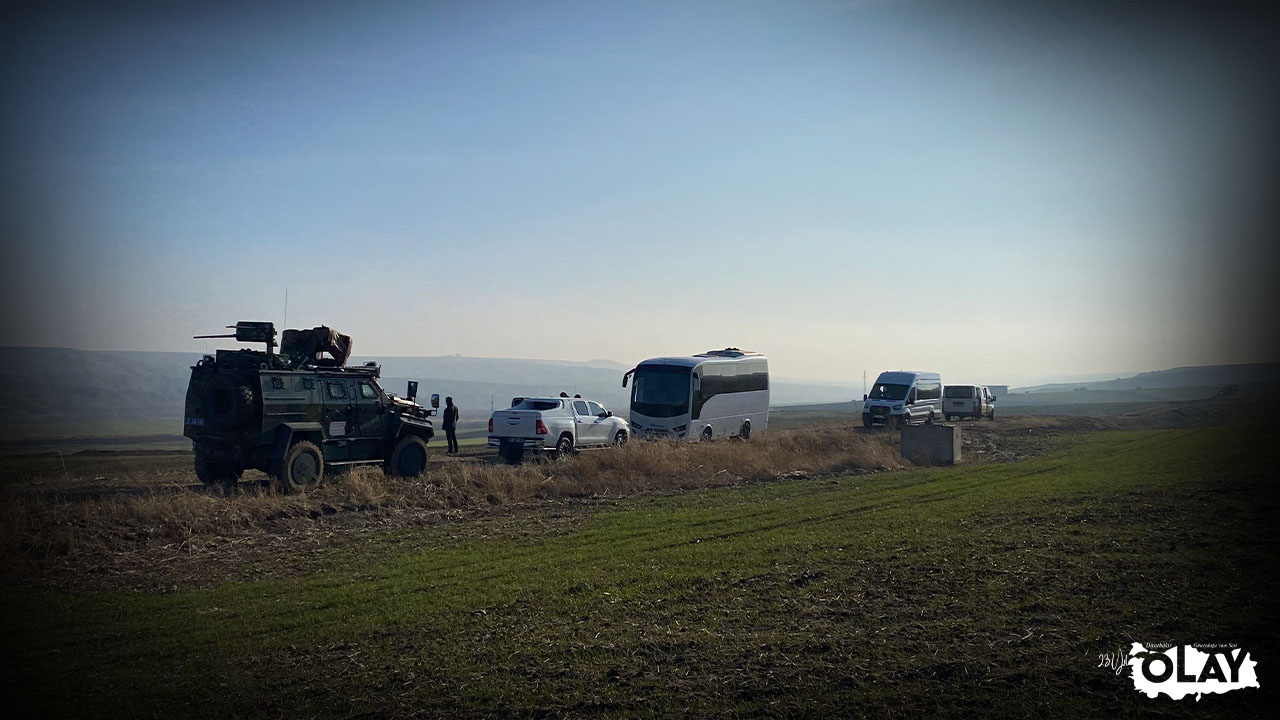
320,379 -> 353,461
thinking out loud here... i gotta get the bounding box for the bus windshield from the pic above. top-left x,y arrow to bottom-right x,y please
868,383 -> 910,401
631,365 -> 691,418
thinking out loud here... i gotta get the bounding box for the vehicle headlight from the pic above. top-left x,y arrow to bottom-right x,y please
893,403 -> 903,410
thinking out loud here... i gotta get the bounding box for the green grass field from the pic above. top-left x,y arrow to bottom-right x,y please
4,424 -> 1276,717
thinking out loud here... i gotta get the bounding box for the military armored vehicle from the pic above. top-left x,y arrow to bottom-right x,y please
184,321 -> 438,492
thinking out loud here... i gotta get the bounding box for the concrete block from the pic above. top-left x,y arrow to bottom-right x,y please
901,423 -> 961,465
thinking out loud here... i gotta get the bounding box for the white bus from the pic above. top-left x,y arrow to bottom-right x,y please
623,349 -> 769,441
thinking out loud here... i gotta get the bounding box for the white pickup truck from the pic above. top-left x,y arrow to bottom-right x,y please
488,396 -> 631,463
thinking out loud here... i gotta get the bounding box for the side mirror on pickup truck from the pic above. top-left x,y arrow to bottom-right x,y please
606,410 -> 613,417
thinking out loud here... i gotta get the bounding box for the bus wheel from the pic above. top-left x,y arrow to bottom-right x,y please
739,421 -> 751,441
701,427 -> 713,442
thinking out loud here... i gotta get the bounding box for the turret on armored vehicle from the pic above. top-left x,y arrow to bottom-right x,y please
184,321 -> 438,492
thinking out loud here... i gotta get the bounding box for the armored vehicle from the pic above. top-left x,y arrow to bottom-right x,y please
184,321 -> 438,492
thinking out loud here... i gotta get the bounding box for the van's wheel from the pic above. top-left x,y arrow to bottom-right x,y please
739,421 -> 751,441
925,412 -> 935,425
700,426 -> 713,442
613,429 -> 628,446
388,435 -> 429,477
553,434 -> 574,460
275,441 -> 323,493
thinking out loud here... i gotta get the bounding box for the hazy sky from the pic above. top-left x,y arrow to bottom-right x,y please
2,1 -> 1276,385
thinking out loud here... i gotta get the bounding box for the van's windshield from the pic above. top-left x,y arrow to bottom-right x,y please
868,383 -> 909,401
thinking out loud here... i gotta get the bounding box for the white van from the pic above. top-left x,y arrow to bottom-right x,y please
861,371 -> 943,428
943,385 -> 995,421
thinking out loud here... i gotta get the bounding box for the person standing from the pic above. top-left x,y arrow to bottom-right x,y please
443,396 -> 460,454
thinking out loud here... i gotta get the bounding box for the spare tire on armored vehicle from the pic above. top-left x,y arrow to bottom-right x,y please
202,375 -> 256,431
184,321 -> 440,495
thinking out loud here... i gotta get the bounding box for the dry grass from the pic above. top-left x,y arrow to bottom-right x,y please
0,426 -> 901,576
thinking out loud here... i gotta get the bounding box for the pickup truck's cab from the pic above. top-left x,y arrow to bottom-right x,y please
488,396 -> 630,463
943,384 -> 995,421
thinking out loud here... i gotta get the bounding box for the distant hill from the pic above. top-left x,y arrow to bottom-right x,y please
1012,362 -> 1280,394
0,347 -> 859,427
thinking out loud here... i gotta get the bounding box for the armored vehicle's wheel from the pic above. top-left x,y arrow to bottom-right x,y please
739,421 -> 751,441
276,441 -> 323,493
194,447 -> 241,490
204,376 -> 255,431
389,436 -> 429,477
613,429 -> 627,446
552,434 -> 574,460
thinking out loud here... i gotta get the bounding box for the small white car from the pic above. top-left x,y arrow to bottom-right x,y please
943,385 -> 996,421
488,396 -> 631,463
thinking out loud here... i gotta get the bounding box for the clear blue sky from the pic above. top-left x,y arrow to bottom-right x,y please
2,1 -> 1276,385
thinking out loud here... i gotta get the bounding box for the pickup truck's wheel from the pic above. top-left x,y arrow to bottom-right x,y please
388,435 -> 429,477
275,441 -> 323,493
613,429 -> 627,446
739,421 -> 751,441
553,434 -> 574,460
700,426 -> 713,442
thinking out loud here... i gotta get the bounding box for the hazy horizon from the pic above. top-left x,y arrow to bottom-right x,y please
3,1 -> 1277,388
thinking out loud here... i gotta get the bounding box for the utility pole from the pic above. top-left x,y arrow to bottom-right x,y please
862,370 -> 867,399
283,288 -> 289,330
